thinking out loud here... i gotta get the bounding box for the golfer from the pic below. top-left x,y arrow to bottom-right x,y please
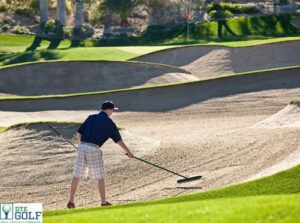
67,101 -> 134,208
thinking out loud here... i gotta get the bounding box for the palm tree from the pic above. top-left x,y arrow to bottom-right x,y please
39,0 -> 49,24
57,0 -> 67,25
74,0 -> 84,29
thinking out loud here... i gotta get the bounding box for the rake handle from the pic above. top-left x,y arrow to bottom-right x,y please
133,156 -> 188,179
47,124 -> 78,150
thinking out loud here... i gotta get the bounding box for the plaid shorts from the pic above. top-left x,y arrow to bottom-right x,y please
72,142 -> 106,180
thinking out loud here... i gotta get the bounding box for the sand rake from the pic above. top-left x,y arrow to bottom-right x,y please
133,156 -> 202,183
47,124 -> 202,184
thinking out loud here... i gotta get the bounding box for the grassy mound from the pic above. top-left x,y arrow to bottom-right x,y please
290,99 -> 300,105
44,164 -> 300,222
0,127 -> 5,133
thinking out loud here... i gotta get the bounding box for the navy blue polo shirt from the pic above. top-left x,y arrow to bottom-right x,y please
77,111 -> 122,147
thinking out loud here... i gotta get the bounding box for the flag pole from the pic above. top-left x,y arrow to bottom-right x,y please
187,21 -> 189,45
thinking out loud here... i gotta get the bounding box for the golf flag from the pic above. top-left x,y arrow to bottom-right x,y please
184,9 -> 192,22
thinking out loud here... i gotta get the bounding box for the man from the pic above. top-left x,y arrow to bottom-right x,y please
67,101 -> 134,208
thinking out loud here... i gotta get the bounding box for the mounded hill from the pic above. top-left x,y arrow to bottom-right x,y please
134,41 -> 300,79
0,66 -> 299,112
0,61 -> 192,96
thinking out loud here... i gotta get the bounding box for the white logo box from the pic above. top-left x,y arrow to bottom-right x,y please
0,203 -> 42,223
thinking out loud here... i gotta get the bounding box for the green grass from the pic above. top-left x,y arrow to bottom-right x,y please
290,99 -> 300,105
0,65 -> 298,101
0,126 -> 6,133
0,35 -> 177,66
44,164 -> 300,222
203,36 -> 300,47
45,194 -> 300,223
0,47 -> 140,66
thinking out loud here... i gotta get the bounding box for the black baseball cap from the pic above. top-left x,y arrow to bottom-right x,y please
101,101 -> 119,110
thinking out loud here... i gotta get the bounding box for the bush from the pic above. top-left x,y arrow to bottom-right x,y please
41,19 -> 71,39
279,0 -> 289,5
209,9 -> 233,21
41,19 -> 65,38
42,19 -> 56,34
207,3 -> 259,14
73,23 -> 94,39
0,3 -> 9,12
3,16 -> 11,24
63,26 -> 72,38
90,8 -> 103,26
1,24 -> 10,32
12,25 -> 31,34
14,7 -> 35,17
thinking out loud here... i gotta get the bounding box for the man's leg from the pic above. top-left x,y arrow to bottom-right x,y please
98,178 -> 107,204
69,177 -> 80,203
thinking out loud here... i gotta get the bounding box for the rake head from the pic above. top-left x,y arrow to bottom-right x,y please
177,175 -> 202,184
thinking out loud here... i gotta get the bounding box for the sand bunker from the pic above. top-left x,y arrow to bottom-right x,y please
0,82 -> 300,210
135,41 -> 300,79
255,103 -> 300,128
0,61 -> 191,96
0,66 -> 299,112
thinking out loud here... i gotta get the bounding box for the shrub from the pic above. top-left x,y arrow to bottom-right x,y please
90,8 -> 103,26
279,0 -> 289,5
209,9 -> 233,21
14,7 -> 35,17
1,24 -> 10,32
207,3 -> 259,14
42,19 -> 56,34
63,26 -> 72,38
0,3 -> 9,12
3,16 -> 11,24
12,25 -> 31,34
41,19 -> 71,39
73,23 -> 94,38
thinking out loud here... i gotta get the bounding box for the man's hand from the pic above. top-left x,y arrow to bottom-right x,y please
125,152 -> 134,158
118,140 -> 134,158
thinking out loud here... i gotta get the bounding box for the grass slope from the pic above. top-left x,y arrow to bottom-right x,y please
0,126 -> 5,133
45,195 -> 300,223
290,99 -> 300,105
44,164 -> 300,222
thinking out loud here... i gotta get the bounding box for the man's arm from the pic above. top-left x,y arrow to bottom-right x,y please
76,132 -> 82,145
117,140 -> 134,158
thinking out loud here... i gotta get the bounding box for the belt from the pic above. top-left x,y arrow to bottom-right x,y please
81,141 -> 99,148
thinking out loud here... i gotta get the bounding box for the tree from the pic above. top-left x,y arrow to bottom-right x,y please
57,0 -> 67,25
39,0 -> 49,24
101,0 -> 142,26
74,0 -> 84,29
